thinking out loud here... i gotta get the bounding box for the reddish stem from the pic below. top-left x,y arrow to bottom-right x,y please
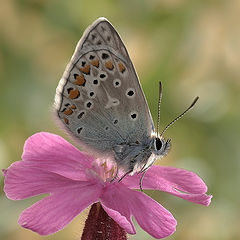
81,202 -> 127,240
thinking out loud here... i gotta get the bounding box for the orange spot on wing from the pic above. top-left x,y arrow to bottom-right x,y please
91,59 -> 99,68
63,117 -> 69,125
69,88 -> 80,99
74,74 -> 86,86
80,65 -> 90,74
118,62 -> 126,73
64,108 -> 73,115
105,61 -> 114,70
71,104 -> 76,109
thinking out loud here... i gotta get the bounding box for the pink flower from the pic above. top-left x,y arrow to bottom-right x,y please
3,132 -> 212,239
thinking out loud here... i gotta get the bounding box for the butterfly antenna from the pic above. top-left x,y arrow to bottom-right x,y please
160,96 -> 199,137
157,82 -> 163,138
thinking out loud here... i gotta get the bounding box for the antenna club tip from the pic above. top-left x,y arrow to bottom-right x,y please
159,81 -> 162,88
159,95 -> 199,137
190,96 -> 199,108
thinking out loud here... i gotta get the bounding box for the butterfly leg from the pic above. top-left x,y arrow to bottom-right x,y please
118,156 -> 137,182
110,167 -> 119,182
138,162 -> 148,174
139,171 -> 147,192
118,168 -> 133,182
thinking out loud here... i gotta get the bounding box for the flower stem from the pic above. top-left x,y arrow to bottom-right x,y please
81,202 -> 127,240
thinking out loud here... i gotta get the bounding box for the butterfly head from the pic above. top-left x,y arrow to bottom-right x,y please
153,137 -> 171,157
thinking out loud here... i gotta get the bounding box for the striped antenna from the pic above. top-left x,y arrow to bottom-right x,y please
160,96 -> 199,137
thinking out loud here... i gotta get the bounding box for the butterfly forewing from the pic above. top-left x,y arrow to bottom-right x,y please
55,18 -> 154,156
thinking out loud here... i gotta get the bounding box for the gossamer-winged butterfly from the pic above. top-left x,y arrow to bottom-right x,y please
54,17 -> 198,189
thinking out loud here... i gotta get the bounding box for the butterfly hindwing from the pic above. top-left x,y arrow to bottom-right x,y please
55,18 -> 154,155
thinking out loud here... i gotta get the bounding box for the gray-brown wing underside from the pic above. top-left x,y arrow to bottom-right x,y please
54,18 -> 154,154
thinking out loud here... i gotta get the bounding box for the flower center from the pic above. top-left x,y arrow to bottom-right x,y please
90,159 -> 117,183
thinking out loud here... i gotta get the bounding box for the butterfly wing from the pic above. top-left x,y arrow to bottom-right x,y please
54,17 -> 154,157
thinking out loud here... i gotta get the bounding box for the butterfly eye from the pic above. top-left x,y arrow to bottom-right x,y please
155,138 -> 163,151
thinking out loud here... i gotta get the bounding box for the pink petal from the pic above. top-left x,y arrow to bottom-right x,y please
22,132 -> 94,180
124,166 -> 212,206
18,182 -> 102,235
4,160 -> 91,200
102,205 -> 136,235
100,184 -> 136,235
2,169 -> 7,176
100,183 -> 176,239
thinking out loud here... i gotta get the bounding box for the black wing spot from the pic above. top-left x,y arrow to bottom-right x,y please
131,113 -> 137,119
97,40 -> 101,45
107,36 -> 111,41
93,79 -> 99,85
126,88 -> 135,98
77,111 -> 85,119
86,101 -> 92,108
113,79 -> 121,88
91,34 -> 96,40
102,53 -> 109,59
113,119 -> 118,124
77,127 -> 83,134
89,55 -> 95,60
100,73 -> 106,79
89,91 -> 95,98
129,112 -> 138,121
81,61 -> 86,67
67,88 -> 73,94
127,90 -> 134,96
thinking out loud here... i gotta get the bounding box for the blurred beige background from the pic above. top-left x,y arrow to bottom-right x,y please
0,0 -> 239,239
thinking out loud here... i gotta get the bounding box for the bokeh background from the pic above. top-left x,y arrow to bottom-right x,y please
0,0 -> 239,239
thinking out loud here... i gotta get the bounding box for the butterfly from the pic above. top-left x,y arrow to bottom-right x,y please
54,17 -> 198,189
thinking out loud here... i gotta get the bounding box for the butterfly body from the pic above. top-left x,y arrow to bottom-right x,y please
54,17 -> 171,176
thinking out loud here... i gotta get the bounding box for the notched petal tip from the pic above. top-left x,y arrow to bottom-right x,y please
130,191 -> 177,239
2,169 -> 7,176
205,194 -> 213,206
